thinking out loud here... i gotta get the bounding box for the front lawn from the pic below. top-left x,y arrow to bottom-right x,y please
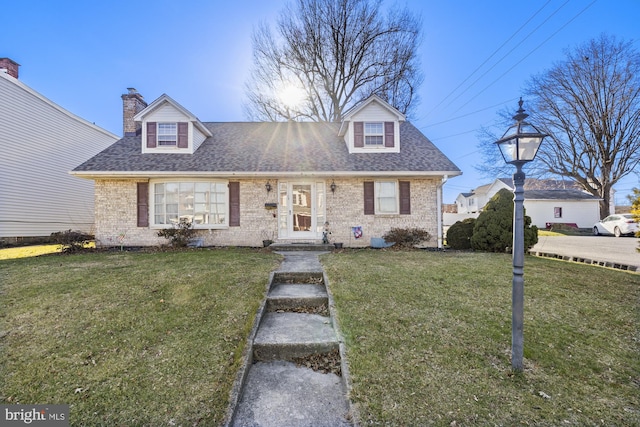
322,250 -> 640,426
3,248 -> 638,426
0,249 -> 279,425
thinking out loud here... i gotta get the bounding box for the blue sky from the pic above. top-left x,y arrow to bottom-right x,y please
3,0 -> 639,204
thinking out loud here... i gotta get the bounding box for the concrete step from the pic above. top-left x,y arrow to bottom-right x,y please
253,312 -> 338,361
231,361 -> 351,427
267,283 -> 328,312
272,271 -> 324,285
270,243 -> 334,252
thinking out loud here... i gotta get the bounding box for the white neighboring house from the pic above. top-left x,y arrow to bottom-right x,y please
0,58 -> 119,241
449,178 -> 602,229
455,179 -> 512,214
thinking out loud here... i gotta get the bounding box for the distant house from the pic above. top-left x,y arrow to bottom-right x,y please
0,58 -> 119,241
451,178 -> 601,229
72,91 -> 461,248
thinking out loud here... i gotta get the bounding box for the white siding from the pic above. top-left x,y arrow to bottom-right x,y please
524,200 -> 600,229
193,125 -> 207,151
350,102 -> 398,122
145,103 -> 191,122
0,73 -> 118,238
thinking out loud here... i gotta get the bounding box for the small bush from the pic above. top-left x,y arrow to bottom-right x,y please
157,219 -> 196,248
382,227 -> 431,248
50,230 -> 93,253
446,218 -> 476,250
471,188 -> 538,252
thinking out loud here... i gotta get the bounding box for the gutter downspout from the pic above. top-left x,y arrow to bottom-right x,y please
437,175 -> 448,249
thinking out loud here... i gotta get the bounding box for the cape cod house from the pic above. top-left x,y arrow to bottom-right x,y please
72,90 -> 461,248
0,58 -> 119,241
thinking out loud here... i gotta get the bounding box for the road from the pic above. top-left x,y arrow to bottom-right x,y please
531,235 -> 640,269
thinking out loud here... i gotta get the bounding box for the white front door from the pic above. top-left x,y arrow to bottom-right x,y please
278,181 -> 326,240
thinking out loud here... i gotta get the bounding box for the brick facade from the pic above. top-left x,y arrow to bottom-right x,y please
94,177 -> 441,248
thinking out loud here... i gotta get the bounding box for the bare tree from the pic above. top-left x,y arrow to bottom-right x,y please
525,34 -> 640,219
244,0 -> 422,122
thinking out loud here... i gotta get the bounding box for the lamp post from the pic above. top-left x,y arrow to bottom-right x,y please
495,98 -> 547,372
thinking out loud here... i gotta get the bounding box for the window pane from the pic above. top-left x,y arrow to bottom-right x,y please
375,181 -> 397,214
158,123 -> 177,146
378,197 -> 396,213
365,135 -> 383,145
365,122 -> 383,134
154,181 -> 227,227
195,182 -> 209,192
364,122 -> 383,146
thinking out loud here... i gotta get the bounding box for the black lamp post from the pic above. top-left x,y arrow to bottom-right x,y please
495,98 -> 547,372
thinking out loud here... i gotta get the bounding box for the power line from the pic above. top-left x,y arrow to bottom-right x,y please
421,0 -> 553,122
446,0 -> 572,116
426,97 -> 519,127
451,0 -> 597,116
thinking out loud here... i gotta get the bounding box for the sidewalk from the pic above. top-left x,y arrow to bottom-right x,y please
226,251 -> 354,427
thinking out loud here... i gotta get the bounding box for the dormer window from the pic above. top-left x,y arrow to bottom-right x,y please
136,94 -> 213,154
365,122 -> 384,146
338,95 -> 405,154
353,121 -> 396,150
158,123 -> 177,146
145,121 -> 189,149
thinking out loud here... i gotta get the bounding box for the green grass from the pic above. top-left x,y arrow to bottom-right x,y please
3,248 -> 638,426
321,250 -> 640,426
0,248 -> 280,426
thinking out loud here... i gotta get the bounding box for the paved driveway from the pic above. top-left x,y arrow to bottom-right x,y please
531,235 -> 640,269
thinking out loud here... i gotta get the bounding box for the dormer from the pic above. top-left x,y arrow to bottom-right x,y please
338,94 -> 405,154
136,94 -> 212,154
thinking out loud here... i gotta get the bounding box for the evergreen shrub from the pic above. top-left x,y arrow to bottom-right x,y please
470,189 -> 538,252
446,218 -> 476,250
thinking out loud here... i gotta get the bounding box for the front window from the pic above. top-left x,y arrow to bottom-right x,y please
153,181 -> 227,227
375,181 -> 398,214
365,122 -> 384,146
157,123 -> 177,146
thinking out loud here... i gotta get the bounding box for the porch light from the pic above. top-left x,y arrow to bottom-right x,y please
496,98 -> 547,372
265,181 -> 272,193
330,180 -> 337,193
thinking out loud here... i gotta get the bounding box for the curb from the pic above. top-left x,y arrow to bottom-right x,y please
529,250 -> 638,272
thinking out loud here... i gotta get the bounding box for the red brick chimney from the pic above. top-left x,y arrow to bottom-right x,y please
0,58 -> 20,79
121,88 -> 147,136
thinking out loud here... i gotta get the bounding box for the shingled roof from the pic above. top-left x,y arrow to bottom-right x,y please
524,189 -> 601,200
73,121 -> 461,177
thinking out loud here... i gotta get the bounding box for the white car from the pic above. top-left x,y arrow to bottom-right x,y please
593,214 -> 639,237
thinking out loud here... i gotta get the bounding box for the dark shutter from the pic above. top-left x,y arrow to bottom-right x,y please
354,122 -> 364,148
146,122 -> 157,148
229,181 -> 240,227
137,182 -> 149,227
177,122 -> 188,148
364,182 -> 374,215
384,122 -> 395,147
399,181 -> 411,214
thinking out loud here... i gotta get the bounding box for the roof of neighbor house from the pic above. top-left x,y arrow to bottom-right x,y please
73,121 -> 461,176
498,177 -> 584,191
524,189 -> 601,200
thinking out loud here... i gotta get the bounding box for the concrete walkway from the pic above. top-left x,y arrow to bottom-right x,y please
227,251 -> 353,427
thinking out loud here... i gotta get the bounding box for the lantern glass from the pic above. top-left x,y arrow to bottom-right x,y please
496,121 -> 545,163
